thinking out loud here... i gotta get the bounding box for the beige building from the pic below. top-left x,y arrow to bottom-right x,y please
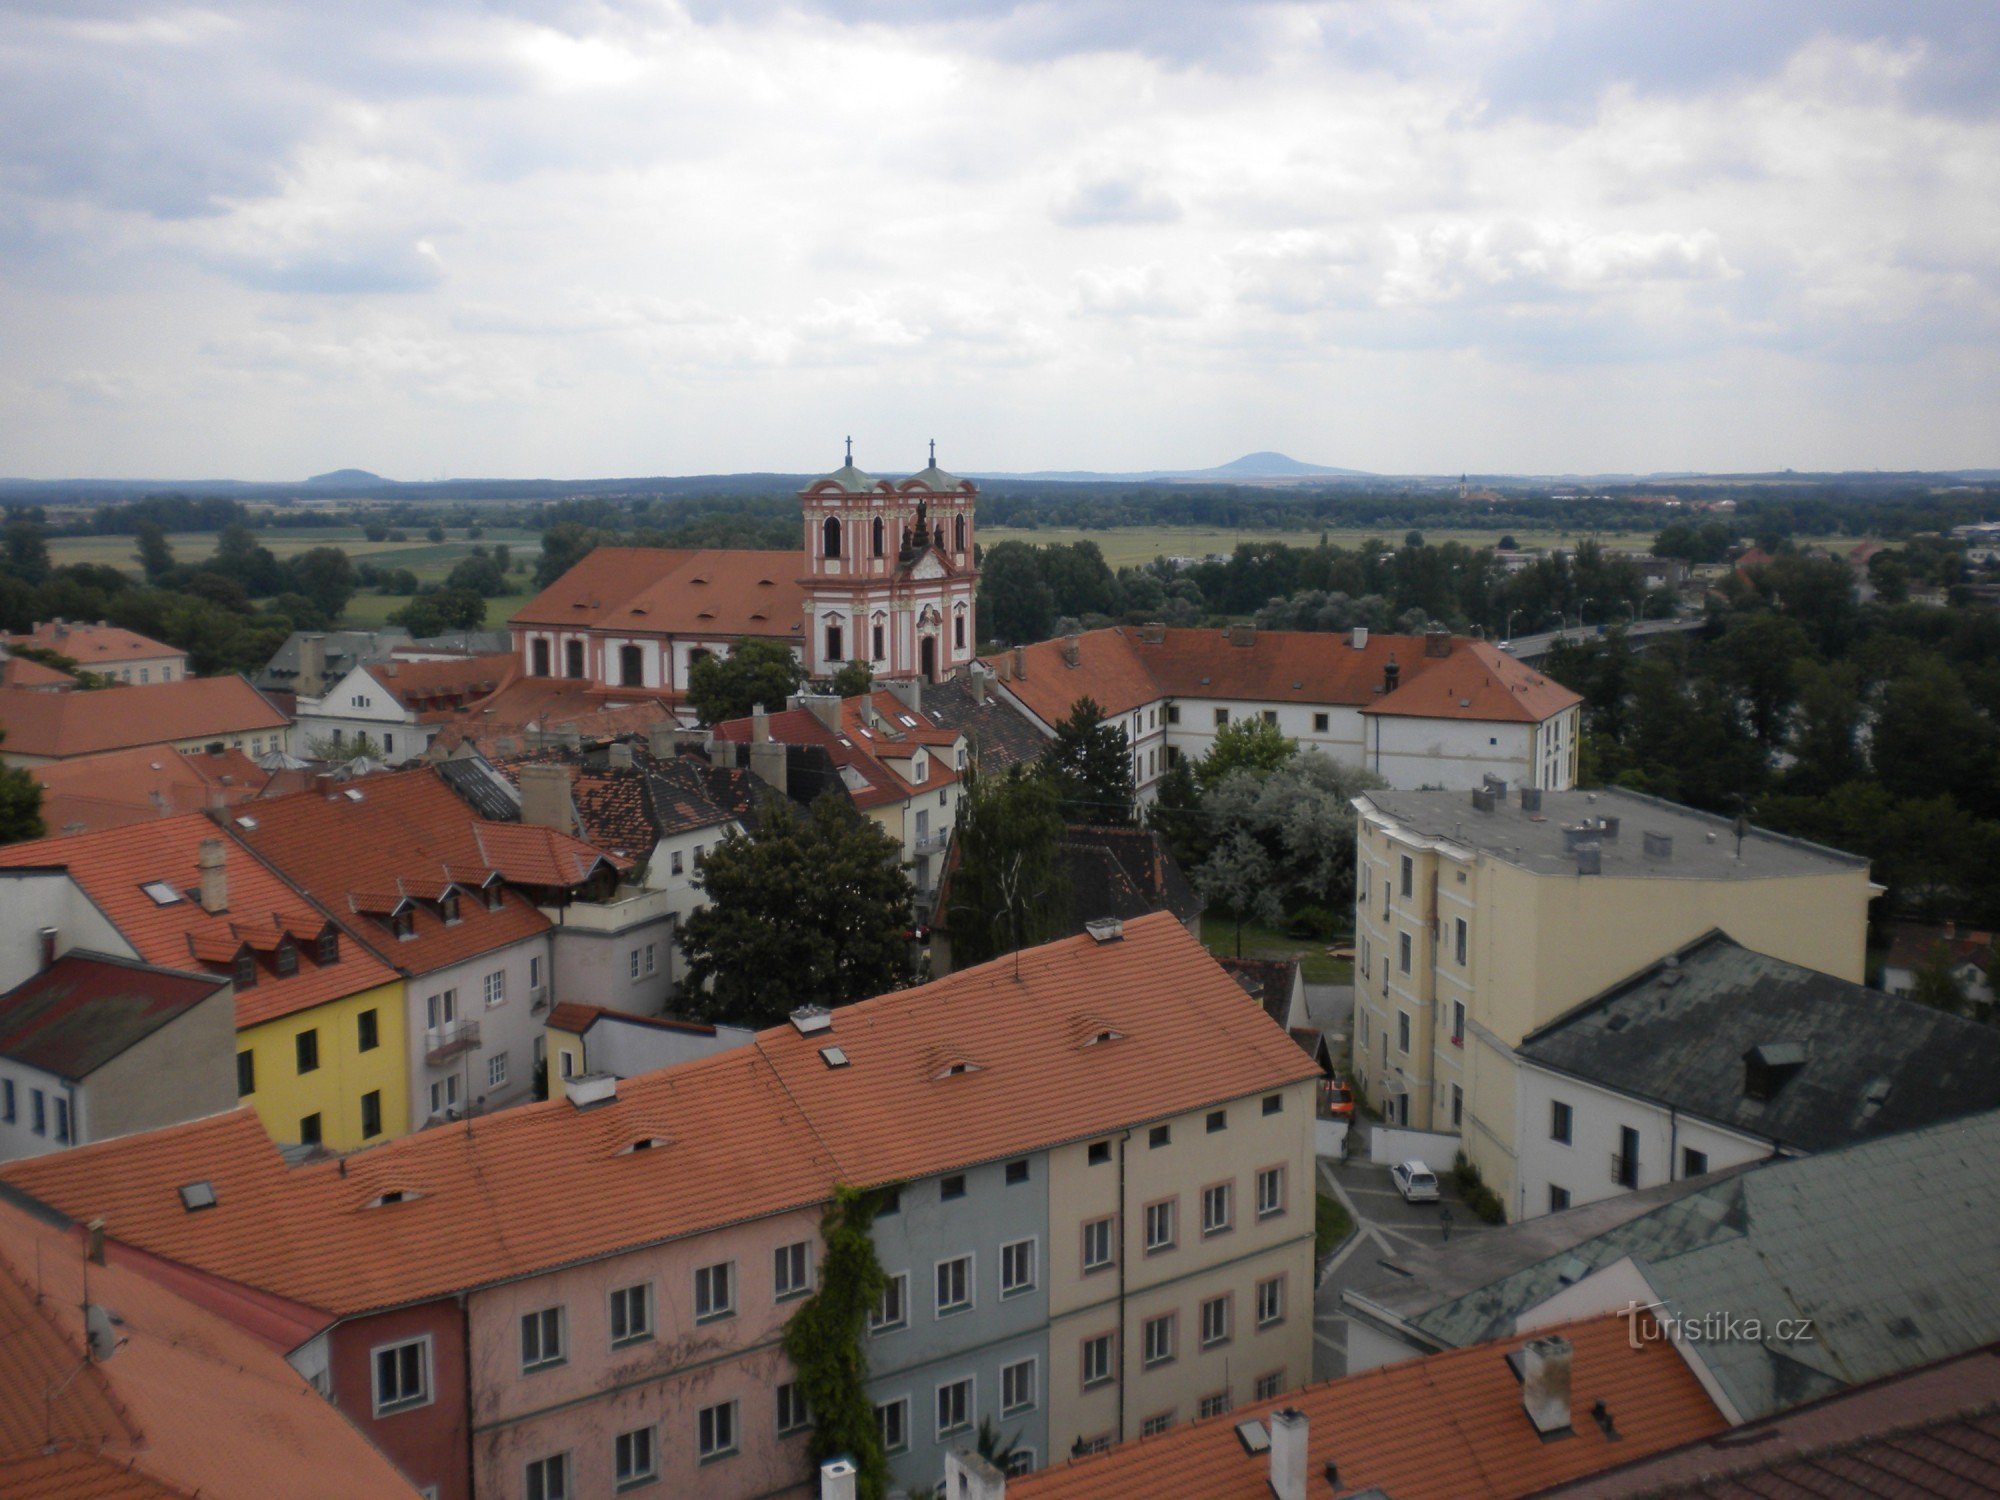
1351,786 -> 1876,1218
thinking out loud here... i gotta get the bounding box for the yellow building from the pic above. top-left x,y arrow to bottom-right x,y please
1352,786 -> 1876,1217
234,977 -> 408,1151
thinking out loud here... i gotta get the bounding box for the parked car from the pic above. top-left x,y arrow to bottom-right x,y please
1322,1078 -> 1354,1119
1390,1160 -> 1440,1202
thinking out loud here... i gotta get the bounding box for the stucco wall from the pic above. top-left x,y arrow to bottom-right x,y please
330,1300 -> 471,1500
84,985 -> 236,1143
237,978 -> 408,1149
404,934 -> 551,1131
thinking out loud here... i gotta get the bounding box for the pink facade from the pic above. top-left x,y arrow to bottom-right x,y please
468,1205 -> 826,1500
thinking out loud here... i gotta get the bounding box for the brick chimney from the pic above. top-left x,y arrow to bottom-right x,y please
1425,628 -> 1451,658
1139,621 -> 1166,645
1521,1334 -> 1574,1436
1061,633 -> 1081,668
752,706 -> 771,743
517,763 -> 575,833
967,664 -> 989,704
1011,644 -> 1026,679
197,838 -> 228,914
1227,622 -> 1256,647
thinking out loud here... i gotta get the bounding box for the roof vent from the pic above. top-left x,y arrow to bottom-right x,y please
1744,1041 -> 1806,1102
1085,917 -> 1124,943
234,815 -> 258,830
819,1045 -> 850,1069
142,881 -> 183,906
1574,842 -> 1602,876
1556,1254 -> 1591,1283
1861,1077 -> 1892,1118
1471,788 -> 1495,813
178,1181 -> 217,1212
617,1136 -> 671,1155
364,1190 -> 420,1208
1520,787 -> 1543,813
1350,626 -> 1369,650
564,1072 -> 618,1109
790,1005 -> 833,1036
1598,815 -> 1620,840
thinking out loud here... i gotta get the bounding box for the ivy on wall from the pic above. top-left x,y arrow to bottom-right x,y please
783,1183 -> 895,1500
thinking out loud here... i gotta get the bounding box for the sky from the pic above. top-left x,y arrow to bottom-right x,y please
1,1 -> 1996,480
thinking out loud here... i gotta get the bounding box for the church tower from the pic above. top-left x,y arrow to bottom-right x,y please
799,439 -> 979,683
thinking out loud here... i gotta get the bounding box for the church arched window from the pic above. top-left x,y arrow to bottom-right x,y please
954,514 -> 966,553
954,607 -> 967,650
872,515 -> 885,558
823,515 -> 842,560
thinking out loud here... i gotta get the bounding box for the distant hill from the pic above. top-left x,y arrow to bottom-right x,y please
1199,451 -> 1370,479
975,452 -> 1375,483
305,468 -> 390,486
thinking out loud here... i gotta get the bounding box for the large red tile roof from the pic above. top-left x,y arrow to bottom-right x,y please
355,651 -> 517,720
508,546 -> 806,637
0,676 -> 289,760
429,676 -> 676,757
712,689 -> 963,810
1,914 -> 1314,1318
31,746 -> 275,835
986,626 -> 1579,727
4,621 -> 182,663
1013,1314 -> 1727,1500
1,653 -> 76,690
0,1199 -> 418,1499
1,816 -> 398,1029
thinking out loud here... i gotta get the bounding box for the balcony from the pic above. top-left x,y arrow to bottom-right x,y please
425,1018 -> 481,1066
914,828 -> 951,854
1609,1152 -> 1638,1189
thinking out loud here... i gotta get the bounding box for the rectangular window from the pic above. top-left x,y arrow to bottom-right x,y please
1615,1126 -> 1640,1188
1683,1147 -> 1709,1178
1087,1140 -> 1111,1165
1551,1100 -> 1573,1144
1262,1092 -> 1283,1116
775,1241 -> 812,1301
871,1271 -> 909,1333
1081,1333 -> 1113,1389
694,1262 -> 735,1323
629,949 -> 641,980
1213,707 -> 1228,726
1141,1413 -> 1173,1438
697,1401 -> 737,1462
1143,1313 -> 1175,1368
520,1307 -> 565,1371
296,1029 -> 319,1074
1256,1166 -> 1285,1218
607,1426 -> 656,1490
777,1382 -> 811,1436
361,1090 -> 383,1139
1398,931 -> 1412,974
1000,1238 -> 1037,1297
53,1097 -> 69,1144
357,1009 -> 378,1051
1256,1276 -> 1285,1328
525,1454 -> 569,1500
1005,1158 -> 1029,1184
1261,709 -> 1278,726
1206,1109 -> 1227,1133
1201,1183 -> 1232,1236
372,1337 -> 431,1415
643,943 -> 655,975
1313,711 -> 1329,731
670,850 -> 684,875
299,1112 -> 321,1146
488,1052 -> 508,1088
876,1397 -> 910,1455
1166,704 -> 1181,725
610,1283 -> 652,1347
1143,1199 -> 1176,1253
935,1255 -> 972,1316
1454,917 -> 1468,966
1255,1371 -> 1284,1401
1149,1124 -> 1170,1148
1200,1295 -> 1232,1348
1001,1357 -> 1036,1415
1549,1184 -> 1571,1213
1082,1216 -> 1114,1273
1399,854 -> 1414,898
936,1377 -> 972,1438
1199,1392 -> 1232,1420
1451,1084 -> 1464,1129
1452,1001 -> 1465,1046
1397,1011 -> 1410,1053
484,970 -> 505,1007
941,1173 -> 967,1200
236,1050 -> 255,1097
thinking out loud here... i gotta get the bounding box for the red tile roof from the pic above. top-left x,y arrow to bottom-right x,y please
0,676 -> 288,760
1882,917 -> 1994,974
1,654 -> 76,690
711,689 -> 963,810
0,1199 -> 418,1499
4,621 -> 183,663
428,677 -> 675,757
358,651 -> 517,719
507,546 -> 806,637
0,953 -> 228,1080
986,626 -> 1579,728
31,747 -> 275,835
1013,1315 -> 1728,1500
0,816 -> 398,1029
1,914 -> 1314,1318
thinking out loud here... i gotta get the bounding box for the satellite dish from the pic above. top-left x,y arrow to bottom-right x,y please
84,1303 -> 123,1362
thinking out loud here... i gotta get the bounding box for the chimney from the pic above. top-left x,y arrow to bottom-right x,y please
85,1218 -> 106,1266
1520,787 -> 1543,814
1012,645 -> 1026,679
1269,1408 -> 1308,1500
1062,633 -> 1082,668
1383,654 -> 1401,693
1139,621 -> 1166,645
749,739 -> 788,795
1575,842 -> 1602,876
752,706 -> 771,743
1643,830 -> 1673,859
1425,628 -> 1451,658
1227,622 -> 1256,647
559,723 -> 582,752
818,1458 -> 859,1500
1471,788 -> 1495,813
517,763 -> 575,834
563,1072 -> 617,1109
297,633 -> 327,692
968,664 -> 989,704
883,675 -> 922,714
859,698 -> 881,729
1350,626 -> 1369,650
37,926 -> 58,970
942,1450 -> 1006,1500
1598,815 -> 1620,840
645,721 -> 674,761
197,838 -> 228,914
1085,917 -> 1123,943
607,741 -> 634,770
1484,776 -> 1508,800
802,693 -> 842,732
1520,1335 -> 1574,1436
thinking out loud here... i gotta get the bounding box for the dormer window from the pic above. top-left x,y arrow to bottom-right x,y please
274,941 -> 298,978
364,1190 -> 420,1209
317,931 -> 339,965
440,891 -> 460,924
393,910 -> 415,940
484,883 -> 503,912
233,954 -> 257,990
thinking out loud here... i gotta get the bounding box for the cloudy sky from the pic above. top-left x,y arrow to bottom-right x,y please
2,1 -> 1996,479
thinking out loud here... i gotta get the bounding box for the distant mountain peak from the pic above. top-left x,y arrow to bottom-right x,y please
305,467 -> 388,485
1206,451 -> 1361,477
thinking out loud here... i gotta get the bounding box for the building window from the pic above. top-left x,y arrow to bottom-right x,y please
955,612 -> 966,649
1143,1199 -> 1176,1253
877,1397 -> 910,1455
613,1428 -> 655,1490
870,1271 -> 908,1334
1614,1126 -> 1640,1188
361,1090 -> 383,1139
316,930 -> 339,965
872,621 -> 885,659
1200,1294 -> 1232,1348
1087,1140 -> 1111,1165
1683,1147 -> 1709,1178
520,1307 -> 565,1371
940,1173 -> 967,1201
357,1008 -> 378,1051
775,1241 -> 813,1301
298,1112 -> 321,1146
935,1254 -> 972,1316
1081,1332 -> 1114,1389
1451,1001 -> 1465,1046
1451,1084 -> 1463,1129
610,1283 -> 652,1346
1256,1275 -> 1285,1328
1313,712 -> 1329,732
1,1079 -> 12,1122
1206,1109 -> 1227,1133
955,514 -> 967,552
697,1401 -> 738,1462
372,1336 -> 431,1415
629,948 -> 641,980
1262,1093 -> 1283,1116
1550,1100 -> 1573,1144
1398,931 -> 1413,974
1397,1011 -> 1410,1053
1260,709 -> 1278,726
694,1262 -> 735,1323
1213,707 -> 1228,727
824,621 -> 843,661
1255,1371 -> 1284,1401
1256,1166 -> 1285,1218
1005,1158 -> 1029,1185
643,943 -> 655,975
53,1097 -> 70,1144
1400,854 -> 1414,897
1001,1357 -> 1036,1415
1142,1313 -> 1175,1368
1082,1216 -> 1114,1273
777,1382 -> 811,1436
1199,1392 -> 1232,1419
1166,704 -> 1181,725
295,1029 -> 319,1074
1000,1238 -> 1037,1298
1549,1185 -> 1571,1212
565,639 -> 585,679
1201,1183 -> 1232,1236
236,1050 -> 255,1097
822,515 -> 842,559
1455,917 -> 1468,966
936,1377 -> 972,1438
1149,1124 -> 1170,1148
488,1052 -> 508,1088
484,970 -> 505,1008
1141,1413 -> 1174,1438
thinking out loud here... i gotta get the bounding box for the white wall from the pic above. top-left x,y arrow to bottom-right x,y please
0,872 -> 136,992
402,933 -> 552,1130
293,665 -> 428,762
0,1063 -> 74,1161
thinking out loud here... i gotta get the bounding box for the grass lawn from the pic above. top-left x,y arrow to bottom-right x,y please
47,526 -> 542,586
1316,1191 -> 1354,1258
1204,918 -> 1353,985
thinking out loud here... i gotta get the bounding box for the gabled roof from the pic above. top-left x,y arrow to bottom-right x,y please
253,628 -> 409,695
1518,931 -> 2000,1153
711,690 -> 964,810
0,914 -> 1313,1318
0,1199 -> 418,1500
353,651 -> 517,718
0,676 -> 289,760
30,746 -> 275,835
0,653 -> 75,690
1882,915 -> 1994,973
1216,956 -> 1300,1029
1011,1315 -> 1726,1500
3,621 -> 182,663
918,675 -> 1050,770
0,953 -> 228,1081
427,675 -> 678,757
507,547 -> 806,637
474,743 -> 779,851
0,817 -> 397,1029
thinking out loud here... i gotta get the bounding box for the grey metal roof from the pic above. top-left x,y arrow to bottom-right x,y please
806,461 -> 884,494
1359,786 -> 1869,881
1350,1109 -> 2000,1422
1519,931 -> 2000,1154
254,629 -> 408,694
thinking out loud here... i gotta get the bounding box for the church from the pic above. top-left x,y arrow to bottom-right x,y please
507,443 -> 981,706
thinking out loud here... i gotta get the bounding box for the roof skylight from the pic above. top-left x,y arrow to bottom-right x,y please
142,881 -> 184,906
178,1181 -> 217,1211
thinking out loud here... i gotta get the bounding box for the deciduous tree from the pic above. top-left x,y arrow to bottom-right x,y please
686,637 -> 808,726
